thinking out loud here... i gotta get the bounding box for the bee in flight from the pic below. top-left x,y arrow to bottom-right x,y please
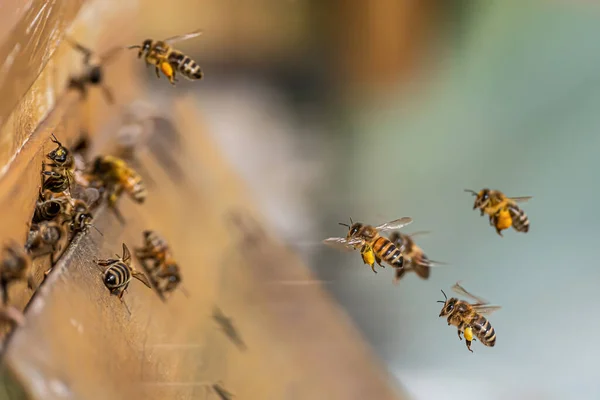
438,282 -> 500,353
465,188 -> 532,236
134,230 -> 186,301
388,231 -> 446,283
65,37 -> 124,104
323,217 -> 413,275
87,155 -> 146,223
95,243 -> 151,315
127,30 -> 203,85
0,241 -> 35,306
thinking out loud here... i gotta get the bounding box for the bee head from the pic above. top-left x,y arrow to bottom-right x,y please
466,188 -> 489,210
48,135 -> 68,164
138,39 -> 152,57
437,290 -> 457,317
89,66 -> 103,84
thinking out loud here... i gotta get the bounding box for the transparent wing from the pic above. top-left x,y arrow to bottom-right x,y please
472,305 -> 502,315
322,237 -> 364,252
164,29 -> 203,45
408,231 -> 431,238
374,217 -> 413,232
71,185 -> 100,206
132,271 -> 152,288
451,282 -> 489,305
508,196 -> 532,203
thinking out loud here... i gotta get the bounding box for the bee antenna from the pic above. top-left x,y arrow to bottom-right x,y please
90,224 -> 104,237
440,289 -> 447,301
50,134 -> 60,144
338,222 -> 350,228
126,45 -> 141,50
349,217 -> 354,224
464,189 -> 477,196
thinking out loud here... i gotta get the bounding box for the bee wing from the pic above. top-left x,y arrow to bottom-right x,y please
451,282 -> 490,305
471,305 -> 502,315
132,271 -> 152,289
163,29 -> 203,45
322,237 -> 363,252
407,231 -> 431,238
374,217 -> 413,233
509,196 -> 532,203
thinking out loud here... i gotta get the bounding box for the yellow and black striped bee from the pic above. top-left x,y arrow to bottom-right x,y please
41,135 -> 76,194
66,38 -> 123,104
33,190 -> 70,224
322,217 -> 413,276
127,30 -> 204,85
438,282 -> 500,353
64,186 -> 101,236
25,221 -> 67,265
0,240 -> 35,305
134,230 -> 185,301
388,231 -> 446,283
95,243 -> 151,314
88,155 -> 146,205
465,188 -> 532,236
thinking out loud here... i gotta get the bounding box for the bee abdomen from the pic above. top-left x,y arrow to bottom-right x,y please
508,205 -> 529,233
126,177 -> 146,203
170,52 -> 203,80
104,263 -> 131,289
471,315 -> 496,347
373,237 -> 403,267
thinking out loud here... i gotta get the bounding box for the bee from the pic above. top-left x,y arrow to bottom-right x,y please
134,231 -> 185,300
33,190 -> 70,223
0,241 -> 35,305
41,164 -> 72,194
46,134 -> 74,170
95,243 -> 151,314
212,306 -> 246,351
465,188 -> 532,236
63,186 -> 101,235
25,221 -> 67,265
388,231 -> 446,283
322,217 -> 413,274
65,38 -> 123,104
89,155 -> 146,206
438,282 -> 501,353
127,30 -> 204,85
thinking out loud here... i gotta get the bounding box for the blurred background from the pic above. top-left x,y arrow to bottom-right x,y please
134,1 -> 600,399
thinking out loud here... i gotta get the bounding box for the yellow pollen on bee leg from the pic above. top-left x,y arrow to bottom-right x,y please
160,62 -> 174,79
464,326 -> 474,342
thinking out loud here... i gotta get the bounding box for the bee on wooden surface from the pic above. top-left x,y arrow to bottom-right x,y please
95,243 -> 151,314
88,155 -> 146,205
388,231 -> 446,283
465,188 -> 532,236
322,217 -> 413,275
41,163 -> 72,194
0,241 -> 35,305
438,282 -> 501,353
33,190 -> 70,224
66,38 -> 123,104
63,186 -> 102,236
212,306 -> 246,351
134,231 -> 185,300
127,30 -> 204,85
25,221 -> 67,265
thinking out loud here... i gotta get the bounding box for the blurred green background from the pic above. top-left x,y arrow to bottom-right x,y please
137,1 -> 600,398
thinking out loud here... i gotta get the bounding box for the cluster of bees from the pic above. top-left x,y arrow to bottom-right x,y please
324,189 -> 532,352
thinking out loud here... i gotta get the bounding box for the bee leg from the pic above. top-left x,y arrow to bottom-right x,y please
457,329 -> 463,341
0,279 -> 8,306
155,65 -> 161,79
100,85 -> 115,104
465,339 -> 474,353
393,267 -> 406,284
375,255 -> 384,269
495,227 -> 503,237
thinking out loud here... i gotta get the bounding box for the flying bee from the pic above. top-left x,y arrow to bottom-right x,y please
438,282 -> 501,353
0,241 -> 35,305
89,155 -> 146,205
25,221 -> 67,265
65,37 -> 123,104
388,231 -> 446,283
322,217 -> 413,275
465,188 -> 532,236
95,243 -> 151,315
127,30 -> 204,85
134,231 -> 185,300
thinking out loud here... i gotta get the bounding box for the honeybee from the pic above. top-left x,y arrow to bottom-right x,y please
0,241 -> 35,305
88,155 -> 146,206
388,231 -> 446,283
63,186 -> 101,235
438,282 -> 501,353
465,188 -> 532,236
66,38 -> 123,104
95,243 -> 151,314
127,30 -> 204,85
322,217 -> 413,274
33,190 -> 70,223
134,230 -> 185,300
25,221 -> 67,265
212,306 -> 246,351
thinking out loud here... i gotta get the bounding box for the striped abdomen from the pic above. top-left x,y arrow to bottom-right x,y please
371,236 -> 404,267
103,262 -> 131,292
168,51 -> 203,80
43,172 -> 70,193
508,205 -> 529,233
468,314 -> 496,347
123,173 -> 146,203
